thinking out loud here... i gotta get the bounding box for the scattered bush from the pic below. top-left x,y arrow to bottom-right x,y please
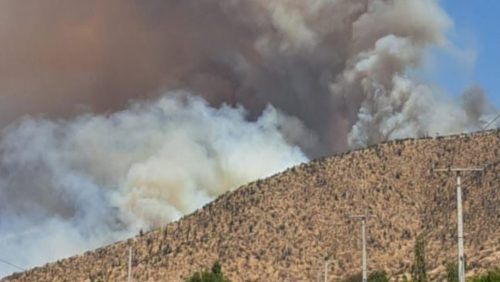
369,271 -> 389,282
185,262 -> 230,282
341,273 -> 362,282
470,269 -> 500,282
446,263 -> 458,282
412,235 -> 427,282
342,270 -> 388,282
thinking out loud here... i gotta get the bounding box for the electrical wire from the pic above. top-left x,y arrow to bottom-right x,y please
0,258 -> 25,272
482,112 -> 500,130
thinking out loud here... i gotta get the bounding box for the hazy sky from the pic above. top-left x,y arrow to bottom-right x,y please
437,0 -> 500,107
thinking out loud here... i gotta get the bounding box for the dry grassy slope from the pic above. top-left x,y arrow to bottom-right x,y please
5,130 -> 500,282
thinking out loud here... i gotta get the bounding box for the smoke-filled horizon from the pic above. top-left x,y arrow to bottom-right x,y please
0,0 -> 498,277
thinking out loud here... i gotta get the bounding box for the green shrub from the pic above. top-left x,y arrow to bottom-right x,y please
412,235 -> 427,282
341,272 -> 362,282
369,271 -> 389,282
470,269 -> 500,282
341,271 -> 388,282
447,263 -> 458,282
185,262 -> 230,282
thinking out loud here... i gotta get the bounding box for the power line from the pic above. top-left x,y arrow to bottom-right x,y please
482,112 -> 500,130
0,258 -> 25,272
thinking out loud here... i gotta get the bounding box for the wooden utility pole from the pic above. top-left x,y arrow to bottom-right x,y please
432,166 -> 484,282
324,259 -> 329,282
128,246 -> 133,282
317,264 -> 321,282
350,210 -> 375,282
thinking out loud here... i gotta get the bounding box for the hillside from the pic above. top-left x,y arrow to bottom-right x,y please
4,130 -> 500,281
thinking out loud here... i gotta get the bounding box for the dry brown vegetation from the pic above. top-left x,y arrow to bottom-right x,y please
4,130 -> 500,282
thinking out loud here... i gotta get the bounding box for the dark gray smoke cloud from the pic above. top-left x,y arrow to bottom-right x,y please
2,0 -> 494,155
0,0 -> 498,277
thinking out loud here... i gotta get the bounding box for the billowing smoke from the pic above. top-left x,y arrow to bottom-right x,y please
0,0 -> 497,153
0,93 -> 308,274
0,0 -> 498,276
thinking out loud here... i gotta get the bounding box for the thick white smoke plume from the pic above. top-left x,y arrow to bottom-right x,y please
0,0 -> 499,276
0,93 -> 307,275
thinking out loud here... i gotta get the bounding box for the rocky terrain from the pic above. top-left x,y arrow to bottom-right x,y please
4,130 -> 499,281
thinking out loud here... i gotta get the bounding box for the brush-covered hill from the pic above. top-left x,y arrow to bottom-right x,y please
5,130 -> 500,281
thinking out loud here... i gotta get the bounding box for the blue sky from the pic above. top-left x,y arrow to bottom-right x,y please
433,0 -> 500,107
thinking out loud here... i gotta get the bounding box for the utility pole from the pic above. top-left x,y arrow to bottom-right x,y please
324,259 -> 329,282
432,166 -> 484,282
317,264 -> 321,282
128,246 -> 133,282
350,210 -> 374,282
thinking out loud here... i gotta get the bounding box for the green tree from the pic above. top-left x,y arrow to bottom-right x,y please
341,272 -> 362,282
185,261 -> 230,282
470,269 -> 500,282
369,271 -> 389,282
446,263 -> 458,282
211,261 -> 222,275
342,271 -> 388,282
412,235 -> 427,282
